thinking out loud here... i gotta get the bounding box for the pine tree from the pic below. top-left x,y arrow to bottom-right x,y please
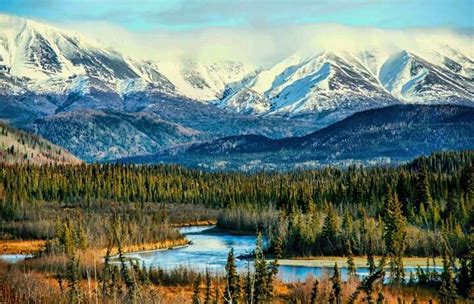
224,248 -> 240,304
66,253 -> 81,304
415,164 -> 432,211
346,240 -> 356,278
367,237 -> 376,275
439,240 -> 457,304
243,262 -> 253,304
253,232 -> 268,303
456,257 -> 470,298
114,217 -> 137,302
376,290 -> 385,304
383,186 -> 407,284
193,275 -> 202,304
213,279 -> 220,304
322,208 -> 340,255
266,234 -> 280,301
331,263 -> 342,304
310,279 -> 319,304
101,243 -> 113,299
204,270 -> 212,304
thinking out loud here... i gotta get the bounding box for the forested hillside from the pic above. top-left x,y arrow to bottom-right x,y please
0,122 -> 81,164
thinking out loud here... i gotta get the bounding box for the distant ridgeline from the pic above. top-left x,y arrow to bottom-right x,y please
0,122 -> 81,165
0,151 -> 472,257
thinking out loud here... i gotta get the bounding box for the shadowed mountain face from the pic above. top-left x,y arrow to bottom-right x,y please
0,15 -> 472,163
118,105 -> 474,171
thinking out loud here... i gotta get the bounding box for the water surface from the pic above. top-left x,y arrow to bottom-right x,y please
126,226 -> 441,282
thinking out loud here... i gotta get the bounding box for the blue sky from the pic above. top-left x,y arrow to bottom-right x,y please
1,0 -> 473,31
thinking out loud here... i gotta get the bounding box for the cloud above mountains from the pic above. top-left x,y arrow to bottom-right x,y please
63,21 -> 473,68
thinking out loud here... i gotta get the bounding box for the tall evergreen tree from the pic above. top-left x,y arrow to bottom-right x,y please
253,232 -> 268,303
193,275 -> 202,304
367,237 -> 376,275
346,240 -> 357,278
65,253 -> 81,304
243,262 -> 253,304
415,164 -> 432,211
204,269 -> 212,304
310,279 -> 319,304
383,186 -> 407,284
322,208 -> 340,255
224,248 -> 240,304
439,240 -> 457,304
331,263 -> 342,304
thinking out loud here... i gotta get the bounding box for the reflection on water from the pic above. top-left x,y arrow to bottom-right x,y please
0,254 -> 33,264
126,226 -> 441,282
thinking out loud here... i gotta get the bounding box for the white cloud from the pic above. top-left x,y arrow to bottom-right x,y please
61,21 -> 474,68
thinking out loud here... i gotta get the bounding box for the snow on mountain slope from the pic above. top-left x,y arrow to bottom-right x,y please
0,14 -> 179,99
0,14 -> 472,126
223,47 -> 473,116
217,87 -> 270,114
156,59 -> 255,101
242,51 -> 396,115
379,51 -> 474,102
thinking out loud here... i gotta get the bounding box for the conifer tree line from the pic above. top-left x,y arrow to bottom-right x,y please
0,151 -> 472,257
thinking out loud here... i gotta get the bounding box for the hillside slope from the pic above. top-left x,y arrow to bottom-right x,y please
0,122 -> 81,164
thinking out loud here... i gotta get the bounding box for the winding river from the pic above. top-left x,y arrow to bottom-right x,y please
124,226 -> 440,282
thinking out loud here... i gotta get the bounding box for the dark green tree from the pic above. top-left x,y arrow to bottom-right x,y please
383,186 -> 407,284
331,263 -> 342,304
193,275 -> 202,304
224,248 -> 240,304
310,279 -> 319,304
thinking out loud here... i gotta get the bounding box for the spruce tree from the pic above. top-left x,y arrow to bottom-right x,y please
346,240 -> 356,278
253,232 -> 268,303
456,258 -> 470,298
243,262 -> 253,304
193,275 -> 202,304
439,240 -> 457,304
66,253 -> 81,304
367,237 -> 376,275
383,186 -> 407,284
204,269 -> 212,304
224,248 -> 240,304
376,290 -> 385,304
310,279 -> 319,304
322,208 -> 340,255
331,263 -> 342,304
415,164 -> 432,211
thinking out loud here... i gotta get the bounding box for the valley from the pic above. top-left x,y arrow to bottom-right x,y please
0,11 -> 473,304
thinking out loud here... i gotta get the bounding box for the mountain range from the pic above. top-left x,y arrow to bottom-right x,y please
118,104 -> 474,170
0,14 -> 472,165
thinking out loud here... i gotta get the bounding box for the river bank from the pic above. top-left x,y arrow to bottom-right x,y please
279,256 -> 443,268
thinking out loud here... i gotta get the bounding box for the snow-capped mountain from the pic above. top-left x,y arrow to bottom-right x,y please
219,49 -> 473,117
0,14 -> 473,162
0,14 -> 179,101
1,14 -> 472,117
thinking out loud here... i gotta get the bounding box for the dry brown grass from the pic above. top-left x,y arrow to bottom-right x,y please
0,239 -> 46,254
171,219 -> 217,227
280,256 -> 445,268
120,238 -> 189,254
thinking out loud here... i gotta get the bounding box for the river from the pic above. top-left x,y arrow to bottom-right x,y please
124,226 -> 440,282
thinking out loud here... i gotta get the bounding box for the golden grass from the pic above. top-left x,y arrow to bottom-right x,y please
0,239 -> 46,254
119,238 -> 189,254
279,256 -> 444,268
171,220 -> 217,227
